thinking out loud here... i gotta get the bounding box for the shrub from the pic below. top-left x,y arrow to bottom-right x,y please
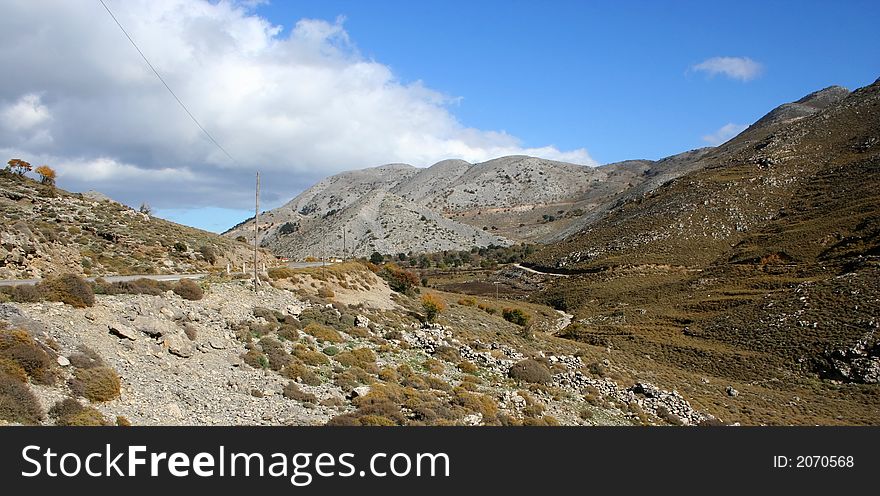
334,348 -> 377,373
502,307 -> 530,326
317,287 -> 335,298
421,293 -> 446,322
508,359 -> 552,384
322,346 -> 340,356
173,241 -> 188,252
242,349 -> 269,369
94,278 -> 172,296
292,344 -> 330,366
423,358 -> 444,374
0,328 -> 56,384
281,362 -> 322,386
457,297 -> 476,306
0,372 -> 43,424
656,406 -> 684,426
303,323 -> 344,343
69,367 -> 121,402
380,264 -> 419,293
173,279 -> 203,300
116,416 -> 132,426
457,361 -> 479,374
67,345 -> 105,369
42,274 -> 94,308
267,267 -> 295,280
0,357 -> 28,383
49,398 -> 85,419
433,345 -> 461,363
56,407 -> 109,426
259,337 -> 291,371
198,245 -> 217,264
283,382 -> 317,403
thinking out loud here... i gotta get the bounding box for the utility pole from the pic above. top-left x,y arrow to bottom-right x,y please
342,229 -> 347,262
254,171 -> 260,291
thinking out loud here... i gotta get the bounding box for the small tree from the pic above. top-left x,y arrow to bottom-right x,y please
421,293 -> 446,322
370,251 -> 384,265
34,165 -> 56,186
6,158 -> 31,176
139,203 -> 152,215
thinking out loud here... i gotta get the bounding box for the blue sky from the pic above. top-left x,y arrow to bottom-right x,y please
2,0 -> 878,233
253,0 -> 880,163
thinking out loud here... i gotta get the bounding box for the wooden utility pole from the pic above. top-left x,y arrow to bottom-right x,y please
254,171 -> 260,291
342,229 -> 347,261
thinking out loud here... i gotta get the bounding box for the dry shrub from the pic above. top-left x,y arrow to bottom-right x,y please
68,345 -> 105,369
452,387 -> 498,422
522,415 -> 560,426
0,357 -> 28,383
303,323 -> 344,344
116,416 -> 132,426
172,279 -> 203,300
457,297 -> 476,306
334,348 -> 377,372
433,345 -> 461,363
423,358 -> 444,374
457,361 -> 479,374
69,367 -> 121,402
259,337 -> 291,371
378,366 -> 398,383
0,328 -> 56,384
242,348 -> 269,369
0,372 -> 43,424
41,274 -> 95,308
94,278 -> 171,296
292,344 -> 330,366
267,267 -> 296,280
317,287 -> 335,298
56,407 -> 109,426
281,362 -> 323,386
509,359 -> 552,384
425,375 -> 452,392
283,382 -> 317,403
49,398 -> 84,419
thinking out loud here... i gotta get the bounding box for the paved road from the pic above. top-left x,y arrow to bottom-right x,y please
512,263 -> 570,277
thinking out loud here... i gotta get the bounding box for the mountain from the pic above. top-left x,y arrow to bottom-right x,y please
0,172 -> 272,279
524,80 -> 879,424
225,151 -> 716,259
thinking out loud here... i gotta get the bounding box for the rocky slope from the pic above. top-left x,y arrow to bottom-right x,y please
521,80 -> 880,424
0,172 -> 273,279
225,152 -> 714,259
0,264 -> 718,426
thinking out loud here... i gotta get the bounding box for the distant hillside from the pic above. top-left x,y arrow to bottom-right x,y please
525,79 -> 880,424
0,172 -> 273,279
225,151 -> 714,259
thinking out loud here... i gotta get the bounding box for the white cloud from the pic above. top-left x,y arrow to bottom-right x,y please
0,0 -> 594,216
691,56 -> 763,82
702,123 -> 748,145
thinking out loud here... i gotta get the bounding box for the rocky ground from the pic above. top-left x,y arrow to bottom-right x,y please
0,267 -> 720,426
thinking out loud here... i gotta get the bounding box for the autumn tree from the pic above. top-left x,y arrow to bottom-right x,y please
34,165 -> 56,186
6,158 -> 31,176
421,292 -> 446,322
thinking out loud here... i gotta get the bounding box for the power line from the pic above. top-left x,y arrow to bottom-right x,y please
97,0 -> 237,164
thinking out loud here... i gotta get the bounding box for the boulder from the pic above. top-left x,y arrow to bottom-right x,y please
108,322 -> 138,341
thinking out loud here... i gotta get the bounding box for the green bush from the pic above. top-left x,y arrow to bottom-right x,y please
242,349 -> 269,369
502,307 -> 531,326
